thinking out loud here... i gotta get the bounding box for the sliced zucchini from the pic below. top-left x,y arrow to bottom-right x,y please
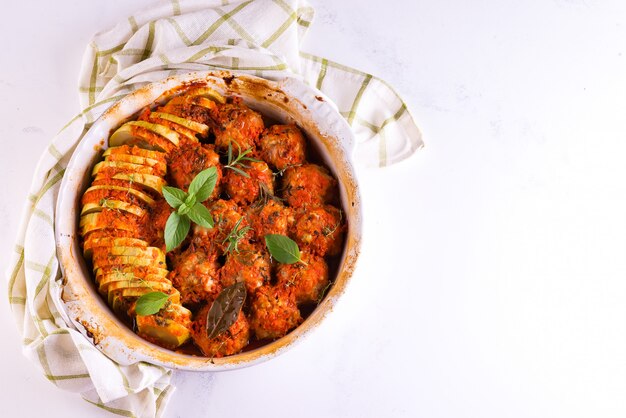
84,235 -> 148,260
150,112 -> 209,136
191,97 -> 219,110
147,113 -> 200,141
98,273 -> 170,295
185,87 -> 226,104
82,185 -> 155,206
102,153 -> 167,175
94,265 -> 168,278
80,212 -> 138,236
84,236 -> 148,253
111,288 -> 181,316
91,254 -> 166,269
110,121 -> 180,149
91,246 -> 165,265
92,161 -> 159,177
109,286 -> 155,315
101,173 -> 166,195
103,145 -> 166,162
135,303 -> 192,349
107,280 -> 172,306
81,200 -> 146,217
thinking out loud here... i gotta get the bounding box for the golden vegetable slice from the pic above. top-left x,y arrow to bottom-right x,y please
109,125 -> 168,152
82,185 -> 155,206
149,112 -> 209,136
110,121 -> 180,149
147,113 -> 199,142
103,146 -> 166,162
98,273 -> 171,295
191,97 -> 219,110
94,265 -> 169,281
185,86 -> 226,104
84,237 -> 148,251
135,303 -> 192,349
111,288 -> 181,316
113,173 -> 166,195
107,280 -> 172,306
81,200 -> 146,218
83,236 -> 148,259
92,160 -> 159,177
102,153 -> 167,175
92,246 -> 165,265
80,212 -> 138,236
91,254 -> 166,269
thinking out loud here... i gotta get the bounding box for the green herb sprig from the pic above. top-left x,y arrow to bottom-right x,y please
224,141 -> 260,178
222,217 -> 252,254
163,167 -> 217,251
264,234 -> 307,265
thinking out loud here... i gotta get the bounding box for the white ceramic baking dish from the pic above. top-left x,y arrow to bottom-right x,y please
55,71 -> 362,371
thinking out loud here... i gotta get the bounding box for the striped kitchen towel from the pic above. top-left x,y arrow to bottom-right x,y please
6,0 -> 422,417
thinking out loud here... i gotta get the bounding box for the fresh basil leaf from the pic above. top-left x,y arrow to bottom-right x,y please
162,186 -> 187,209
188,167 -> 217,202
135,291 -> 169,316
178,202 -> 191,216
165,211 -> 191,252
206,282 -> 246,339
187,202 -> 213,228
264,234 -> 302,264
184,193 -> 197,208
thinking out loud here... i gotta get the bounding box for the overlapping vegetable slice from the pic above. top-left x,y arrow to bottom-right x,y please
78,86 -> 232,350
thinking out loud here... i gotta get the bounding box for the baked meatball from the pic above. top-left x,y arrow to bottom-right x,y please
220,242 -> 271,294
281,164 -> 337,209
259,124 -> 306,170
293,205 -> 345,257
224,161 -> 274,206
191,305 -> 250,357
212,98 -> 265,151
192,199 -> 251,254
168,245 -> 222,305
275,250 -> 329,304
246,199 -> 295,242
168,143 -> 222,199
249,285 -> 302,340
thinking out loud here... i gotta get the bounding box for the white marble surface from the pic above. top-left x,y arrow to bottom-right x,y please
2,1 -> 626,417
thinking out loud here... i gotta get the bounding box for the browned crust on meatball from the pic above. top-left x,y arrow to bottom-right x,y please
168,245 -> 222,306
224,161 -> 274,206
259,124 -> 306,170
212,98 -> 264,151
191,306 -> 250,357
246,199 -> 295,242
167,143 -> 222,198
293,205 -> 345,257
281,164 -> 337,209
275,250 -> 329,304
249,285 -> 302,340
192,199 -> 253,255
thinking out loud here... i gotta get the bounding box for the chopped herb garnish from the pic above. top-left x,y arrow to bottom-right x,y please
222,217 -> 252,254
223,141 -> 260,178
